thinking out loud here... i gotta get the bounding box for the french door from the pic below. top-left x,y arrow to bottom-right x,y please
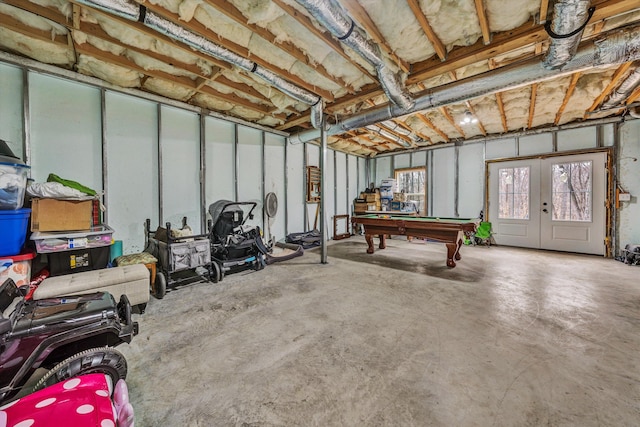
488,152 -> 606,255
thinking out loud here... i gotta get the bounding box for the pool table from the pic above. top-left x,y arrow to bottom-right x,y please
352,214 -> 479,268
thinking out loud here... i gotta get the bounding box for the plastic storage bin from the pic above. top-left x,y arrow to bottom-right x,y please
31,225 -> 114,254
46,246 -> 110,276
0,208 -> 31,257
0,159 -> 30,210
0,250 -> 35,287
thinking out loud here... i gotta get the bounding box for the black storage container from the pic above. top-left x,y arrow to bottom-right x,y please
46,246 -> 110,276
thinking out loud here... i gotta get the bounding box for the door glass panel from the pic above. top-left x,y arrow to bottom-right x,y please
395,167 -> 425,214
551,161 -> 592,221
498,167 -> 530,219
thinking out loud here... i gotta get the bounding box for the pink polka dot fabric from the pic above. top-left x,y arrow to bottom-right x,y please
0,374 -> 134,427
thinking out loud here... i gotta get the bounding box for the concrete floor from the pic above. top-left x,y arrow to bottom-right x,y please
120,237 -> 640,426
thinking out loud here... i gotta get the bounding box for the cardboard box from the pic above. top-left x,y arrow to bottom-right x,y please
31,198 -> 93,232
365,193 -> 380,202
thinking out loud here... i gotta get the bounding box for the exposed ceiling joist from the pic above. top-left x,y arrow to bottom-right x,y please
495,93 -> 508,133
528,83 -> 538,129
0,11 -> 67,45
203,0 -> 356,93
439,107 -> 466,139
555,72 -> 582,125
466,101 -> 487,136
474,0 -> 491,45
137,0 -> 334,101
406,0 -> 447,61
417,113 -> 450,143
340,0 -> 409,73
586,61 -> 634,115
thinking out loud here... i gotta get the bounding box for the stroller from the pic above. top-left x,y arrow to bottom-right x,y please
208,200 -> 271,276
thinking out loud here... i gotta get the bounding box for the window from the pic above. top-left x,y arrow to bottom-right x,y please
551,161 -> 592,221
394,167 -> 425,214
498,167 -> 530,219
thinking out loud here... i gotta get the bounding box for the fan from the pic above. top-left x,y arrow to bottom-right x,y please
264,192 -> 278,244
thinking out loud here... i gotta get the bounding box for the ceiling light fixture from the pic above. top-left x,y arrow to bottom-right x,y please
460,111 -> 478,125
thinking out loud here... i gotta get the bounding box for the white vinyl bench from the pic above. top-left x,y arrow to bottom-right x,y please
33,264 -> 150,310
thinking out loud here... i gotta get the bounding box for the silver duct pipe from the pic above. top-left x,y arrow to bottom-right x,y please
290,24 -> 640,145
364,125 -> 412,147
602,67 -> 640,109
629,106 -> 640,119
295,0 -> 414,110
379,120 -> 422,144
74,0 -> 322,121
543,0 -> 594,69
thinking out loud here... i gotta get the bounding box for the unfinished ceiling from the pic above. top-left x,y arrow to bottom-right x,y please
1,0 -> 639,156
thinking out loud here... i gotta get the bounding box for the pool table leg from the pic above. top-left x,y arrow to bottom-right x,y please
445,238 -> 464,267
365,234 -> 375,254
455,237 -> 463,260
445,243 -> 458,268
378,234 -> 386,250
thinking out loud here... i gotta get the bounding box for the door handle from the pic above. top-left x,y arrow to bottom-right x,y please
542,208 -> 548,213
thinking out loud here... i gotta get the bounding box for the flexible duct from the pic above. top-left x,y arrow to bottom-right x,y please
365,125 -> 412,147
543,0 -> 594,69
289,24 -> 640,145
602,67 -> 640,109
295,0 -> 414,111
74,0 -> 322,120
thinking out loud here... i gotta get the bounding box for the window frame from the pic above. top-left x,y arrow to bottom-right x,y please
394,166 -> 426,214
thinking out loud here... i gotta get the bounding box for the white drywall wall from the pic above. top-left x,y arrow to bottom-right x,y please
160,105 -> 201,231
458,143 -> 485,218
618,119 -> 640,253
557,127 -> 597,152
519,133 -> 553,156
286,142 -> 305,235
336,151 -> 347,216
204,117 -> 235,208
431,147 -> 456,217
105,91 -> 159,253
29,73 -> 102,189
0,63 -> 23,159
237,125 -> 263,231
264,133 -> 286,243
